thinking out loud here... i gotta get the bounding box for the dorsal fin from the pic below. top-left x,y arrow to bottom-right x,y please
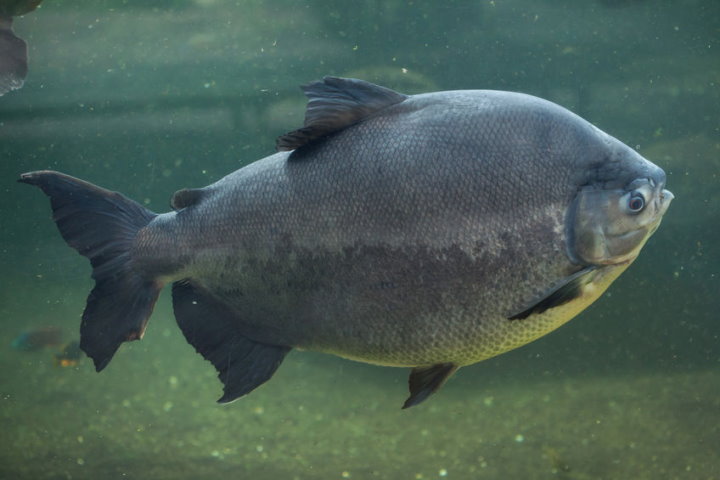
276,76 -> 408,151
170,188 -> 204,211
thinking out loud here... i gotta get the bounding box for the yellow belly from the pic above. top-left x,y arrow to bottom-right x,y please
320,263 -> 630,368
458,262 -> 631,366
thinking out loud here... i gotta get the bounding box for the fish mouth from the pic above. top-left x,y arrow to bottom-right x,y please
659,189 -> 674,213
598,253 -> 636,267
648,188 -> 673,236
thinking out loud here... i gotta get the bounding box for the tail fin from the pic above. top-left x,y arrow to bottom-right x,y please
19,170 -> 162,371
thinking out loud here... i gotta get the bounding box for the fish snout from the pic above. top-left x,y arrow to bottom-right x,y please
658,189 -> 674,216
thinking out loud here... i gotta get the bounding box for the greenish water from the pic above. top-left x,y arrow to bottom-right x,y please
1,1 -> 718,479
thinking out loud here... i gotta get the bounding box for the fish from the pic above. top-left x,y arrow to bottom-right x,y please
19,77 -> 674,408
0,0 -> 42,96
11,325 -> 63,351
54,340 -> 83,367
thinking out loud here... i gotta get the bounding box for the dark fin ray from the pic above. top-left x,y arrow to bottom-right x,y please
276,76 -> 408,151
172,281 -> 291,403
170,187 -> 205,211
402,363 -> 458,409
508,266 -> 599,321
18,170 -> 160,371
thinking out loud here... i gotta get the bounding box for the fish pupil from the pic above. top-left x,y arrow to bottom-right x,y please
628,192 -> 645,212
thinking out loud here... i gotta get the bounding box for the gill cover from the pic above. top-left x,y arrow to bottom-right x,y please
570,178 -> 674,266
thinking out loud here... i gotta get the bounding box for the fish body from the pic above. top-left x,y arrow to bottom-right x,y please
21,77 -> 673,407
11,326 -> 63,351
0,0 -> 41,95
54,340 -> 82,367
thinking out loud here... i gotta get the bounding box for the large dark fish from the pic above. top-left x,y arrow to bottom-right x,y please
20,77 -> 673,408
0,0 -> 42,96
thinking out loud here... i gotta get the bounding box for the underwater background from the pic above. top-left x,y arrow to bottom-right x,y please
1,0 -> 718,479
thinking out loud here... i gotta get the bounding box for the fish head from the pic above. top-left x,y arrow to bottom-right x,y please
569,138 -> 674,266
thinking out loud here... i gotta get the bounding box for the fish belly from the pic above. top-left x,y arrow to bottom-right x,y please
187,237 -> 610,368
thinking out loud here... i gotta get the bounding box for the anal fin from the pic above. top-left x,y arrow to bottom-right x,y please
403,363 -> 458,409
172,281 -> 291,403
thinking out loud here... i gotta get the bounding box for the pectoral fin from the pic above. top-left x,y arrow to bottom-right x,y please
403,363 -> 458,409
508,266 -> 599,321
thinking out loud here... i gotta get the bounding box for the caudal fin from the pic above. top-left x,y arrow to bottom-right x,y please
19,170 -> 162,371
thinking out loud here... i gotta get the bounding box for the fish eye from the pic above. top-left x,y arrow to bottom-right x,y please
627,191 -> 645,213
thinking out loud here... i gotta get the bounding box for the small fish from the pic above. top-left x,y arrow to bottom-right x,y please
11,325 -> 63,351
20,77 -> 673,408
54,340 -> 82,367
0,0 -> 42,96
